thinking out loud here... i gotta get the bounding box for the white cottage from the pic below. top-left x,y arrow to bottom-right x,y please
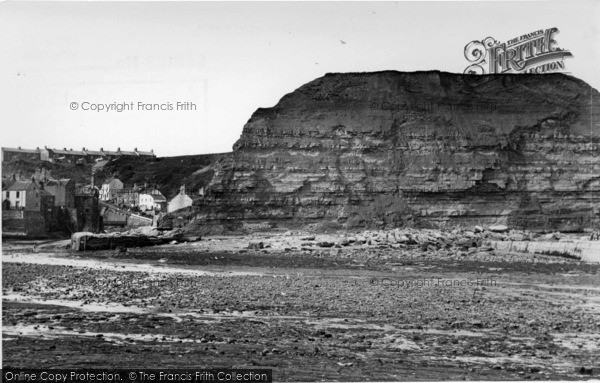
167,185 -> 193,213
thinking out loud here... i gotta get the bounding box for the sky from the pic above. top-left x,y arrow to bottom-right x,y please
1,1 -> 599,157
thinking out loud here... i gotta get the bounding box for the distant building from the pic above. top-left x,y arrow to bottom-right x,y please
1,146 -> 155,163
33,167 -> 53,182
3,180 -> 54,211
99,201 -> 129,228
44,179 -> 75,208
99,200 -> 152,228
1,147 -> 42,162
118,183 -> 141,208
151,189 -> 167,211
2,180 -> 56,236
138,193 -> 153,211
25,168 -> 76,208
139,189 -> 167,212
167,185 -> 193,213
92,159 -> 109,173
74,187 -> 101,233
3,182 -> 27,210
39,147 -> 51,161
81,148 -> 107,162
50,148 -> 86,163
100,177 -> 124,202
133,148 -> 155,157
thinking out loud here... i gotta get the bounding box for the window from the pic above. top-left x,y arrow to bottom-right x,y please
16,191 -> 20,198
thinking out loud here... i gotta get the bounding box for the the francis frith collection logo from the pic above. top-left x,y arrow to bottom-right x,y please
463,27 -> 572,75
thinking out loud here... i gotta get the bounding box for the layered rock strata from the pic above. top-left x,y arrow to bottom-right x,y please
195,71 -> 600,231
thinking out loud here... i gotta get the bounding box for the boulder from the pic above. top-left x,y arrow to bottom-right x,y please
489,225 -> 509,233
338,238 -> 350,246
248,241 -> 264,250
317,241 -> 335,248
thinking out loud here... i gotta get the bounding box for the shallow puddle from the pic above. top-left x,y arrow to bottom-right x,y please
3,252 -> 268,276
2,324 -> 210,345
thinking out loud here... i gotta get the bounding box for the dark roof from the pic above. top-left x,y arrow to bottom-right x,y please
51,148 -> 86,155
104,177 -> 123,184
83,150 -> 105,156
92,160 -> 108,172
6,181 -> 37,191
45,179 -> 71,186
2,147 -> 155,157
150,190 -> 167,201
3,178 -> 16,189
2,147 -> 40,154
74,185 -> 99,196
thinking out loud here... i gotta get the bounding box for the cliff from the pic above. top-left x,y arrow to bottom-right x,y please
192,71 -> 600,232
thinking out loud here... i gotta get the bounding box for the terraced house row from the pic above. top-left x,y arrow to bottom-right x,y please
1,146 -> 155,163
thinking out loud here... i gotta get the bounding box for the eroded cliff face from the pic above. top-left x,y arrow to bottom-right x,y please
195,71 -> 600,232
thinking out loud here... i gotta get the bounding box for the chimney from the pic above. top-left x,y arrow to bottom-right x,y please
180,185 -> 185,195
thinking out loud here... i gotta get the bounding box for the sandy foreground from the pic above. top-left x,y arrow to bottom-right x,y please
2,231 -> 600,381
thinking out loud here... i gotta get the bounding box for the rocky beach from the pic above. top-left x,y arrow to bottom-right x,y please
3,229 -> 599,380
